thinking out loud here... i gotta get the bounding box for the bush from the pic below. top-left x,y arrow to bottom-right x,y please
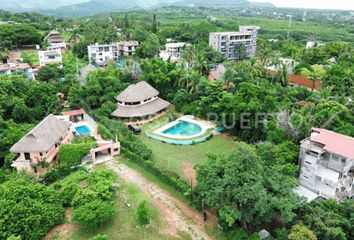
136,201 -> 151,225
58,142 -> 95,167
0,177 -> 65,240
91,234 -> 108,240
72,199 -> 116,230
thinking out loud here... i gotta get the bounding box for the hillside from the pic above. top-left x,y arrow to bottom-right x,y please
0,0 -> 275,17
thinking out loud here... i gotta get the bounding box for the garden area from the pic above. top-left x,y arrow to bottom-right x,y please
138,116 -> 235,178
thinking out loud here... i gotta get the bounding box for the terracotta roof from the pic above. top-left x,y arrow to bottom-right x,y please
310,128 -> 354,159
10,115 -> 71,153
112,98 -> 170,118
289,74 -> 321,90
62,109 -> 86,116
116,81 -> 159,103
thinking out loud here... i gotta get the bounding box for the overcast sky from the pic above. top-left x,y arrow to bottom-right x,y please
249,0 -> 354,10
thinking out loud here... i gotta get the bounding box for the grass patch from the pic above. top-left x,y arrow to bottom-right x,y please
69,175 -> 186,240
138,116 -> 235,176
138,115 -> 235,175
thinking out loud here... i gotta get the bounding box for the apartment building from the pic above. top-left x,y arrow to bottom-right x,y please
296,128 -> 354,201
209,26 -> 259,60
38,48 -> 63,67
88,41 -> 139,65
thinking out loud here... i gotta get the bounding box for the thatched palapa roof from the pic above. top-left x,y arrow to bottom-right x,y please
112,98 -> 170,118
112,81 -> 170,118
10,115 -> 71,153
116,81 -> 159,103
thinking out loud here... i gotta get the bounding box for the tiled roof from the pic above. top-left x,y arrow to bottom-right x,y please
310,128 -> 354,159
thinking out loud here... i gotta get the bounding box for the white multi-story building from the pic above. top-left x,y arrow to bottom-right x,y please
209,26 -> 259,60
159,42 -> 187,62
295,128 -> 354,201
38,49 -> 63,67
88,41 -> 139,65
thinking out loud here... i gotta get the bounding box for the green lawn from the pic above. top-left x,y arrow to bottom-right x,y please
138,116 -> 235,176
69,176 -> 188,240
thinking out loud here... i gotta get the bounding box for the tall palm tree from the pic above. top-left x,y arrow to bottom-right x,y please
193,54 -> 211,75
181,45 -> 196,69
275,62 -> 289,87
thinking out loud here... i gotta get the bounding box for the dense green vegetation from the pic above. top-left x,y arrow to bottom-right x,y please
0,174 -> 65,240
0,5 -> 353,240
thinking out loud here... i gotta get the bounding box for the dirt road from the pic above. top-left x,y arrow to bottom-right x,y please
105,160 -> 213,240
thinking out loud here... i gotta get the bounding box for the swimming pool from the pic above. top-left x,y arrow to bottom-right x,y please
75,125 -> 91,135
162,121 -> 202,137
147,116 -> 215,145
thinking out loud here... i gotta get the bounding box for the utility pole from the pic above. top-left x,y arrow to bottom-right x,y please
286,15 -> 292,40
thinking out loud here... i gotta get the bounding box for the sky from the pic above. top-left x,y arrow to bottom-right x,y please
249,0 -> 354,10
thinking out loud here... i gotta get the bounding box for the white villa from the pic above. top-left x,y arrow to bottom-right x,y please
159,42 -> 187,62
38,48 -> 63,67
295,128 -> 354,201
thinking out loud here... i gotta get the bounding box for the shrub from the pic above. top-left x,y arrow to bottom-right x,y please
58,142 -> 95,167
91,234 -> 108,240
72,200 -> 116,230
0,178 -> 65,240
136,201 -> 150,225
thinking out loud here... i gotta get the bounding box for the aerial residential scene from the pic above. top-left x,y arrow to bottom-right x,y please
0,0 -> 353,239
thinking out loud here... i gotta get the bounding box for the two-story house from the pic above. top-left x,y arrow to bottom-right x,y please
10,114 -> 73,173
296,128 -> 354,201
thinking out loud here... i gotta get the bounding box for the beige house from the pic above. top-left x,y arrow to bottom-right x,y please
111,81 -> 170,124
10,114 -> 73,173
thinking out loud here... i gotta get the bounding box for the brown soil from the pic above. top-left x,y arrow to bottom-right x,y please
44,208 -> 78,240
181,162 -> 197,187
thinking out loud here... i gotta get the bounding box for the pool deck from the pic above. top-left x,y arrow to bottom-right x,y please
151,115 -> 215,140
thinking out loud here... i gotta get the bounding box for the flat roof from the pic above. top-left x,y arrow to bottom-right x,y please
294,185 -> 319,202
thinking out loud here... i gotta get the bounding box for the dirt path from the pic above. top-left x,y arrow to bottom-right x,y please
105,160 -> 213,240
44,208 -> 77,240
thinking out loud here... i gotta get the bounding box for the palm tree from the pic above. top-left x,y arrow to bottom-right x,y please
193,54 -> 211,75
275,62 -> 289,87
308,72 -> 320,91
181,45 -> 196,69
178,69 -> 201,94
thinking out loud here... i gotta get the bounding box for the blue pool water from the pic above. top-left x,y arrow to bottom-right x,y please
162,121 -> 202,137
75,125 -> 91,135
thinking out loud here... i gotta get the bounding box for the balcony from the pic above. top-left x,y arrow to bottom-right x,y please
317,158 -> 346,172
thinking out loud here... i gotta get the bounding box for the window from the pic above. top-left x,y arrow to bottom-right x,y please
305,161 -> 312,165
24,153 -> 31,160
40,152 -> 43,157
303,175 -> 309,179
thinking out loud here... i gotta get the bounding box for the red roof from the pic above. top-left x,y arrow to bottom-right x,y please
62,109 -> 86,116
310,128 -> 354,159
289,74 -> 321,90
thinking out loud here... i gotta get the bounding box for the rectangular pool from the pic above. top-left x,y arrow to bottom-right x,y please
75,125 -> 91,135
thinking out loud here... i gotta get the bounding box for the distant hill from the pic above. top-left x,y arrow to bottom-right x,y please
0,0 -> 275,17
0,0 -> 89,11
